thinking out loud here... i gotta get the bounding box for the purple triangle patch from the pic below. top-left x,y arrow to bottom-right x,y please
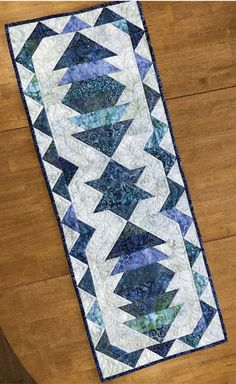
62,15 -> 90,34
135,52 -> 152,80
111,247 -> 169,275
59,59 -> 119,85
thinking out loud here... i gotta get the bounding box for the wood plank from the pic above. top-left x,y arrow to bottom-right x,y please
1,2 -> 236,131
0,127 -> 69,290
167,87 -> 236,139
0,235 -> 234,384
178,131 -> 236,242
1,86 -> 236,289
168,87 -> 236,242
0,327 -> 36,384
146,1 -> 236,98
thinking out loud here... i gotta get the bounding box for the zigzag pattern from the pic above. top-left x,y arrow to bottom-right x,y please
9,2 -> 226,380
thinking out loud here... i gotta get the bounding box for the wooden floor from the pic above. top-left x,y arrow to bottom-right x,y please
0,2 -> 236,383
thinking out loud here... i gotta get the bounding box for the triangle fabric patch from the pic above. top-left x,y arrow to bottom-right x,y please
62,15 -> 90,33
72,119 -> 133,156
95,7 -> 123,26
135,53 -> 152,80
107,222 -> 165,259
54,32 -> 116,70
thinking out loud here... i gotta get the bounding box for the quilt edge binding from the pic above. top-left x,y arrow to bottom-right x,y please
4,1 -> 228,381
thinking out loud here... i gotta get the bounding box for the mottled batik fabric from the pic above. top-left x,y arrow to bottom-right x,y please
6,1 -> 226,381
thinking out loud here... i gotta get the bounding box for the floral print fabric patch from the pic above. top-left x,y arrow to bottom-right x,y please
6,1 -> 227,381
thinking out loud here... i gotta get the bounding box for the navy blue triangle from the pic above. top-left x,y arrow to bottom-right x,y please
180,302 -> 217,348
146,145 -> 175,175
180,332 -> 203,348
62,205 -> 95,264
52,174 -> 70,201
143,84 -> 160,112
148,340 -> 175,357
96,331 -> 143,367
58,157 -> 78,185
200,301 -> 217,327
114,262 -> 174,302
184,240 -> 201,267
16,22 -> 57,71
107,222 -> 165,260
144,125 -> 175,175
95,8 -> 123,26
126,21 -> 144,49
54,32 -> 116,70
70,238 -> 87,264
43,141 -> 61,168
161,178 -> 185,212
72,119 -> 133,157
78,269 -> 96,296
34,109 -> 52,137
69,223 -> 95,264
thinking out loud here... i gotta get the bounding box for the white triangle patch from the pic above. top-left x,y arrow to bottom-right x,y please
136,348 -> 161,367
42,16 -> 70,33
109,2 -> 143,29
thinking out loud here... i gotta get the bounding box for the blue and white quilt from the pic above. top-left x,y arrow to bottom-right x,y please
6,1 -> 227,381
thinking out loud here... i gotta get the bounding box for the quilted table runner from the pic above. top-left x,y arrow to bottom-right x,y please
6,1 -> 227,381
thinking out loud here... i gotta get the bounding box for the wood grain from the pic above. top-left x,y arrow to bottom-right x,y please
0,327 -> 36,384
0,127 -> 69,290
0,235 -> 235,384
0,1 -> 235,383
146,1 -> 236,97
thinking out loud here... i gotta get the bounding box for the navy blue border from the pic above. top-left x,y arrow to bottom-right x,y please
5,1 -> 227,382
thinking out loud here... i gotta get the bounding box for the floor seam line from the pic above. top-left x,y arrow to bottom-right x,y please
166,84 -> 236,101
1,233 -> 236,292
1,85 -> 236,134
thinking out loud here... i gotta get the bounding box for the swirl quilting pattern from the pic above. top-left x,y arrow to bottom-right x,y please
6,1 -> 227,381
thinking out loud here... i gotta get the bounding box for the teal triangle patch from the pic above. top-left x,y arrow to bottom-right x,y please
72,119 -> 133,156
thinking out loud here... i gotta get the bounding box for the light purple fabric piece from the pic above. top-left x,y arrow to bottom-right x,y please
59,59 -> 119,85
62,15 -> 90,33
112,247 -> 169,275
